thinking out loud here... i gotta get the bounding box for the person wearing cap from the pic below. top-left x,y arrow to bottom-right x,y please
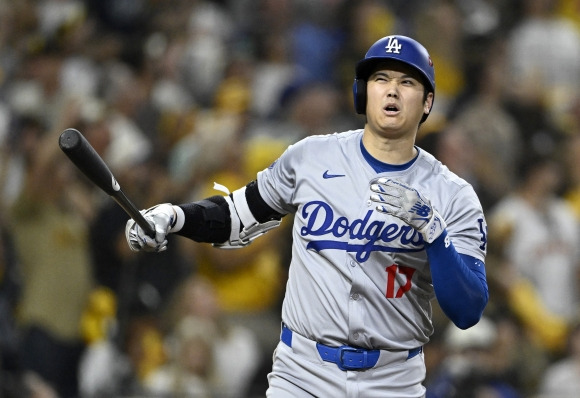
125,35 -> 489,397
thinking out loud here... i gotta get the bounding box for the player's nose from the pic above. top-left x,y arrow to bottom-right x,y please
385,82 -> 399,98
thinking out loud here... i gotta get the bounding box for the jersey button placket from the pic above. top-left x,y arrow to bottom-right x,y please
350,293 -> 362,341
347,257 -> 366,346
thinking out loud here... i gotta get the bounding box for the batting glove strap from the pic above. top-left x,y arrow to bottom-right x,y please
170,205 -> 185,233
418,209 -> 446,244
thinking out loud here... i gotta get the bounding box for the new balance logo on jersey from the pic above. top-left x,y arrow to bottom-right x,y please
384,37 -> 402,54
323,170 -> 345,179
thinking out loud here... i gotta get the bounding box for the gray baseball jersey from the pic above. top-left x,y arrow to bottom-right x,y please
257,129 -> 487,351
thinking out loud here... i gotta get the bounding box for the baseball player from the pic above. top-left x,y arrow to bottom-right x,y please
126,35 -> 489,397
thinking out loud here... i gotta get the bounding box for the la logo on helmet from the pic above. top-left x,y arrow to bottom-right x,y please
384,37 -> 402,54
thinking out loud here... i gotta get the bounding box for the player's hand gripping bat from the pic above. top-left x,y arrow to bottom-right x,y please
58,128 -> 155,237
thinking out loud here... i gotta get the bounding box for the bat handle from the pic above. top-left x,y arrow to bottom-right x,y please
114,191 -> 156,237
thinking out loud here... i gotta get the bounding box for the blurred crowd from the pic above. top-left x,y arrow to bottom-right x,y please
0,0 -> 580,397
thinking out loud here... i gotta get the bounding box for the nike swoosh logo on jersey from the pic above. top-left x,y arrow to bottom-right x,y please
323,170 -> 345,179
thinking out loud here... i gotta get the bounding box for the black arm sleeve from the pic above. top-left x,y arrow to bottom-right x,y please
175,196 -> 231,243
175,180 -> 283,244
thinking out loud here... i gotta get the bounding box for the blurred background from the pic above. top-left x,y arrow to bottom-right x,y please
0,0 -> 580,397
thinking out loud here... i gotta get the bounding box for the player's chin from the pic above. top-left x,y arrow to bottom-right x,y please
375,119 -> 407,135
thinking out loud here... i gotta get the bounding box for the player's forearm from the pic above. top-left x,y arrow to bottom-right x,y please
175,196 -> 232,244
426,231 -> 489,329
126,180 -> 286,252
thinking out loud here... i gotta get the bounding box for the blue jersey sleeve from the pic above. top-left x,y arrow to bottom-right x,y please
426,230 -> 489,329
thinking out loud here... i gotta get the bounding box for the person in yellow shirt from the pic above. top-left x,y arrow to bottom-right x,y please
179,136 -> 290,389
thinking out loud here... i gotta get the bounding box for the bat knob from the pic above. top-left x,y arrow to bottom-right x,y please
59,128 -> 82,151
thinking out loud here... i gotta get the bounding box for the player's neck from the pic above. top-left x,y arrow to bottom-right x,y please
362,131 -> 417,164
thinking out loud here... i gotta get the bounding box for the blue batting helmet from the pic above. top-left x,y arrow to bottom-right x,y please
353,35 -> 435,122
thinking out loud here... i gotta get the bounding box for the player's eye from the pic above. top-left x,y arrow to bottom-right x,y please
370,72 -> 390,82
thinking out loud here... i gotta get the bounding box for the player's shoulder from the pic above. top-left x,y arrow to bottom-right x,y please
297,129 -> 363,145
286,129 -> 363,156
416,148 -> 467,186
415,148 -> 479,202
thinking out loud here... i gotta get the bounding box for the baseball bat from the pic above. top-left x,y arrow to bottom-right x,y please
58,128 -> 156,237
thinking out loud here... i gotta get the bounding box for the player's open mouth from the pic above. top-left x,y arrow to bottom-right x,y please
383,104 -> 399,114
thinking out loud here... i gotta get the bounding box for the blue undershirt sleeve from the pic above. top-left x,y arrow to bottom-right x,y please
426,230 -> 489,329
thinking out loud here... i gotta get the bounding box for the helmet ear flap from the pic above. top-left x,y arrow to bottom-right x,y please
353,78 -> 367,115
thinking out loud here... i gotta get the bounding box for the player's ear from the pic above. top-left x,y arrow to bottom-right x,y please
423,92 -> 434,115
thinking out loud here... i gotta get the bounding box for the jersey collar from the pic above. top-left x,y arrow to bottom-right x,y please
360,139 -> 420,173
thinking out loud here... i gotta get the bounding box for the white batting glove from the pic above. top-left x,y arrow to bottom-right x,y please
370,178 -> 446,244
125,203 -> 183,252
